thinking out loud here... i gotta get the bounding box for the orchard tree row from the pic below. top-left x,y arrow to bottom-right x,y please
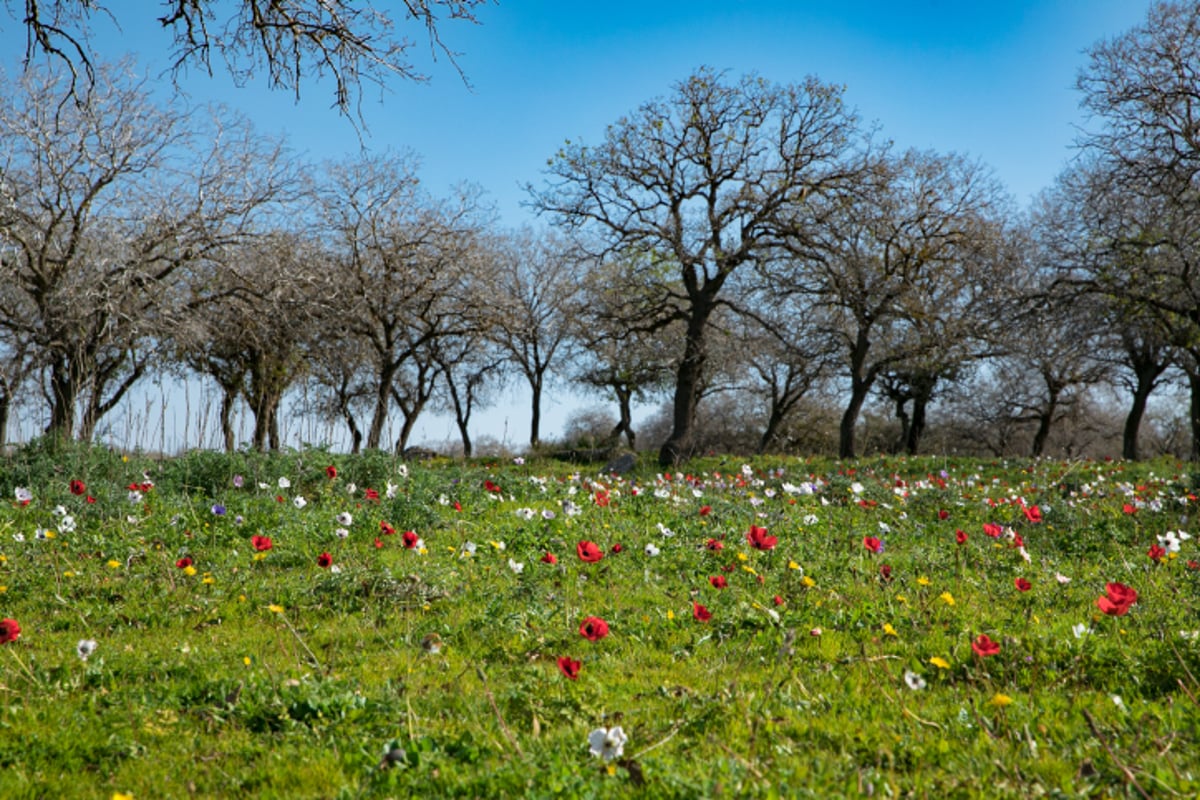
4,3 -> 1200,465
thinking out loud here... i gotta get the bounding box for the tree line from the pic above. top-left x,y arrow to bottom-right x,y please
4,3 -> 1200,466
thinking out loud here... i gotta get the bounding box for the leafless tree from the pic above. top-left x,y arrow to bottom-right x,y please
8,0 -> 488,121
0,60 -> 294,442
532,66 -> 865,465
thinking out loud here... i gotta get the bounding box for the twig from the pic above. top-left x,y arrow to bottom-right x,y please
632,720 -> 683,759
902,706 -> 943,730
1081,709 -> 1153,800
485,690 -> 525,758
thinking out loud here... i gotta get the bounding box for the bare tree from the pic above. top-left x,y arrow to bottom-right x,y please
532,67 -> 865,465
0,60 -> 293,442
9,0 -> 488,120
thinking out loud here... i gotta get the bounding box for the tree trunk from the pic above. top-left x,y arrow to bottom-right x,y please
1122,363 -> 1164,461
366,364 -> 395,451
609,384 -> 636,450
1031,387 -> 1060,458
1189,367 -> 1200,462
905,375 -> 937,455
892,396 -> 911,455
659,305 -> 712,467
220,384 -> 238,452
529,373 -> 543,449
45,359 -> 78,440
0,392 -> 9,448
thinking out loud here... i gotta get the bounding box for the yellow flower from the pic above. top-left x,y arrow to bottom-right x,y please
113,793 -> 134,800
917,576 -> 931,586
107,559 -> 121,569
268,604 -> 285,614
183,565 -> 197,577
788,560 -> 801,570
929,656 -> 950,670
62,570 -> 75,578
939,592 -> 955,606
667,609 -> 675,620
736,552 -> 749,562
883,623 -> 898,637
0,586 -> 6,594
742,565 -> 758,576
896,594 -> 908,604
243,656 -> 253,667
253,552 -> 267,562
202,576 -> 215,585
801,576 -> 816,588
0,554 -> 6,563
990,693 -> 1013,707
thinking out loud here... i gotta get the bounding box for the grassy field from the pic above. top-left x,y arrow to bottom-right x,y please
0,441 -> 1198,798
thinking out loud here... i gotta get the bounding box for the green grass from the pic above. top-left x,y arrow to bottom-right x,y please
0,447 -> 1198,798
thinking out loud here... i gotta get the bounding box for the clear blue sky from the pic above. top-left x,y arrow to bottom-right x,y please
0,1 -> 1161,450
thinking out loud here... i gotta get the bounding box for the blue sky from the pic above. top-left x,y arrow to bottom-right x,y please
0,1 -> 1160,450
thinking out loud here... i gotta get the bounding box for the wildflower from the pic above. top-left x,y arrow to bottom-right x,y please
175,556 -> 193,569
69,479 -> 86,496
59,515 -> 76,533
862,536 -> 883,554
0,618 -> 20,644
1014,577 -> 1032,592
515,507 -> 536,521
76,638 -> 98,661
709,575 -> 728,589
939,591 -> 955,606
990,693 -> 1013,707
268,604 -> 285,614
557,656 -> 581,680
211,504 -> 226,516
903,670 -> 926,690
693,602 -> 713,623
916,576 -> 931,586
983,523 -> 1002,538
541,552 -> 558,564
317,552 -> 333,568
293,496 -> 307,509
365,488 -> 380,502
801,575 -> 816,588
579,616 -> 609,641
971,634 -> 1001,657
883,623 -> 898,637
1023,505 -> 1043,523
773,595 -> 784,606
335,527 -> 350,539
588,726 -> 627,761
277,477 -> 291,489
385,481 -> 399,499
746,525 -> 777,550
809,627 -> 822,636
1147,544 -> 1166,562
1072,623 -> 1090,639
699,505 -> 712,516
128,490 -> 143,504
402,531 -> 423,550
232,475 -> 244,488
251,535 -> 273,552
955,529 -> 968,545
879,564 -> 893,581
380,521 -> 396,536
325,465 -> 337,479
705,538 -> 724,552
610,543 -> 623,554
460,541 -> 477,557
1055,573 -> 1071,585
576,540 -> 604,563
14,487 -> 32,505
644,543 -> 660,557
336,512 -> 353,526
508,558 -> 524,574
929,656 -> 950,670
1096,582 -> 1138,616
396,464 -> 409,478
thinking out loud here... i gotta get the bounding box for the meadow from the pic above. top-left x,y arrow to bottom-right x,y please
0,440 -> 1197,798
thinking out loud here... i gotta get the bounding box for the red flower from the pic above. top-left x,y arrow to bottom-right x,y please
693,602 -> 713,622
594,490 -> 611,507
862,536 -> 883,554
540,552 -> 557,564
380,521 -> 396,536
0,618 -> 19,644
374,538 -> 384,549
484,480 -> 502,494
557,656 -> 582,680
453,502 -> 462,512
709,575 -> 728,589
746,525 -> 777,551
879,564 -> 892,581
1096,582 -> 1138,616
1023,504 -> 1042,523
175,556 -> 193,569
955,529 -> 968,545
325,465 -> 337,479
69,479 -> 86,496
610,543 -> 623,554
983,523 -> 1003,538
699,505 -> 712,516
938,509 -> 950,520
364,488 -> 380,502
251,535 -> 273,552
971,634 -> 1001,657
1188,560 -> 1199,570
86,495 -> 96,504
275,495 -> 285,503
1147,544 -> 1166,562
402,530 -> 421,549
576,540 -> 604,563
772,595 -> 784,606
1014,577 -> 1031,592
317,552 -> 333,568
579,616 -> 609,641
704,538 -> 724,552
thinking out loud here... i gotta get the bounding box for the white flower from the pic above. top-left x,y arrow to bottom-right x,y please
336,512 -> 353,526
1055,573 -> 1071,585
515,508 -> 536,521
385,481 -> 399,499
644,543 -> 660,557
346,482 -> 358,495
330,564 -> 342,574
656,522 -> 674,538
513,457 -> 525,465
1072,623 -> 1090,639
588,726 -> 628,761
277,477 -> 291,489
561,500 -> 581,517
850,482 -> 865,495
14,487 -> 32,503
742,464 -> 753,477
396,464 -> 409,479
903,670 -> 926,691
460,541 -> 477,558
654,488 -> 671,499
52,505 -> 67,517
12,533 -> 24,543
76,639 -> 98,661
59,515 -> 76,533
35,527 -> 51,540
128,490 -> 143,504
803,514 -> 820,525
258,482 -> 270,490
335,527 -> 350,539
293,496 -> 307,509
541,509 -> 557,520
508,558 -> 524,574
438,494 -> 450,506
